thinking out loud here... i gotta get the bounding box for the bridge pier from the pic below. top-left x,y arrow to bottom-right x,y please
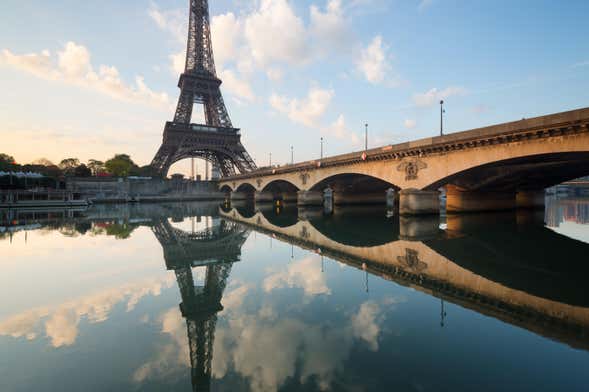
386,188 -> 397,209
399,189 -> 440,215
230,191 -> 252,201
400,215 -> 440,241
297,191 -> 323,206
516,190 -> 546,209
446,185 -> 515,213
333,192 -> 386,205
254,191 -> 274,203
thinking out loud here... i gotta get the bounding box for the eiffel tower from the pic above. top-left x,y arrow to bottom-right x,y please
151,0 -> 257,177
152,217 -> 249,391
175,263 -> 232,391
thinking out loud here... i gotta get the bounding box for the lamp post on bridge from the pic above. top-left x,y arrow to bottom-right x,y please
269,152 -> 272,167
290,146 -> 294,165
365,123 -> 368,151
440,100 -> 445,136
320,137 -> 324,159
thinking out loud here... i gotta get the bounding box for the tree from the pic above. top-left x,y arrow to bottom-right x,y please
74,164 -> 92,177
135,165 -> 159,178
0,153 -> 16,171
59,158 -> 80,176
32,158 -> 55,166
105,154 -> 136,177
87,159 -> 105,176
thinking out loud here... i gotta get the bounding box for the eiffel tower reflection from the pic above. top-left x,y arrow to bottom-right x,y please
152,216 -> 249,391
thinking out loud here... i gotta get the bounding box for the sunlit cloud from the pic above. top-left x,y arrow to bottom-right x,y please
0,275 -> 175,348
263,256 -> 331,296
412,86 -> 467,107
321,114 -> 361,146
0,42 -> 171,109
357,35 -> 397,86
269,87 -> 335,128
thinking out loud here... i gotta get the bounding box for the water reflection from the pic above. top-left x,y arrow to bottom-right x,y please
1,197 -> 588,390
220,199 -> 589,351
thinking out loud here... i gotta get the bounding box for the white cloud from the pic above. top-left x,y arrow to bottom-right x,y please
357,35 -> 395,85
244,0 -> 309,67
310,0 -> 351,54
0,275 -> 175,348
148,5 -> 186,43
0,42 -> 171,109
404,119 -> 417,129
321,114 -> 361,146
351,301 -> 382,351
211,12 -> 243,68
169,50 -> 185,75
412,86 -> 467,107
219,69 -> 256,102
263,256 -> 331,296
270,87 -> 334,128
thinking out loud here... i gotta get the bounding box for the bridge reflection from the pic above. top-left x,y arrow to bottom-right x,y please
221,203 -> 589,351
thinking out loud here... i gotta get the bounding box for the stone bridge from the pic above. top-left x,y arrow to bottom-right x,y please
219,107 -> 589,214
219,205 -> 589,350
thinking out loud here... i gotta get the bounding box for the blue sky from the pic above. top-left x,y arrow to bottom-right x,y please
1,0 -> 588,176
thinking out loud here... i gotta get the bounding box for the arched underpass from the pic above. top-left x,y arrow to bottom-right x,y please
262,180 -> 300,203
425,152 -> 589,212
310,173 -> 398,206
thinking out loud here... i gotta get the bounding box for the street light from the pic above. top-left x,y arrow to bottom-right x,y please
364,123 -> 368,151
320,137 -> 324,159
440,100 -> 445,136
290,146 -> 294,165
269,152 -> 272,167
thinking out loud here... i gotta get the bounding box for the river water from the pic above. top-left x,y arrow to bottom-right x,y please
0,198 -> 588,391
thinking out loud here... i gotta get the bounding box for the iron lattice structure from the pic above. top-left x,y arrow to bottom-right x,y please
175,263 -> 233,391
152,218 -> 249,391
151,0 -> 256,177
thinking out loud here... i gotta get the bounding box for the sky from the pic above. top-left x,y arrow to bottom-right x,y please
1,0 -> 588,177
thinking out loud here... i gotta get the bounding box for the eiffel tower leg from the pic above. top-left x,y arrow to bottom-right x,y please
187,317 -> 215,392
175,267 -> 196,305
174,89 -> 196,124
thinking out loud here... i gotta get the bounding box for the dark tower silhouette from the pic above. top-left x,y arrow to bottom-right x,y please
152,217 -> 249,391
175,263 -> 232,391
151,0 -> 256,177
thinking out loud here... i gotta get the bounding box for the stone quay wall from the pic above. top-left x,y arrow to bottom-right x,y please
66,177 -> 224,203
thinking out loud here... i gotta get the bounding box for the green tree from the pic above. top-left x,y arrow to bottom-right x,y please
74,164 -> 92,177
87,159 -> 105,176
0,153 -> 16,171
105,154 -> 136,177
135,165 -> 159,178
32,158 -> 55,166
59,158 -> 80,176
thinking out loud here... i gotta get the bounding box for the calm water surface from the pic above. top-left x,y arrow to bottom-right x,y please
1,198 -> 588,391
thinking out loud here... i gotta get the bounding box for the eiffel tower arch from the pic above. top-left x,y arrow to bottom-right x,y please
151,0 -> 257,178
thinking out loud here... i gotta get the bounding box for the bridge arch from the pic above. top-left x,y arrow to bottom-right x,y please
163,147 -> 243,178
235,182 -> 257,193
262,179 -> 300,201
309,172 -> 399,192
423,152 -> 589,191
220,184 -> 233,194
308,173 -> 399,205
262,179 -> 300,193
